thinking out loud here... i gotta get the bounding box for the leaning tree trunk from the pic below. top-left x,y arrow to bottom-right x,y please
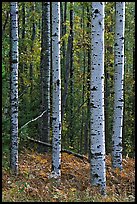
40,2 -> 51,149
112,2 -> 125,170
90,2 -> 106,195
51,2 -> 61,178
10,2 -> 19,175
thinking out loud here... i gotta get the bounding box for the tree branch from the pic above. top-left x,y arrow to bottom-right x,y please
27,136 -> 89,162
19,109 -> 48,131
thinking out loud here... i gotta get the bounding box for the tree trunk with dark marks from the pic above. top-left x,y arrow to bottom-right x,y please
51,2 -> 61,178
90,2 -> 106,195
10,2 -> 19,175
112,2 -> 125,170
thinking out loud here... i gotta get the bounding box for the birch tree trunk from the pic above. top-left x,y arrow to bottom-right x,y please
90,2 -> 106,195
40,2 -> 50,149
51,2 -> 61,178
112,2 -> 125,170
10,2 -> 19,175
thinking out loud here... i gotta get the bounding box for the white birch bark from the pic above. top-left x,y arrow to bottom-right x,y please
90,2 -> 106,194
51,2 -> 61,178
10,2 -> 19,175
112,2 -> 125,170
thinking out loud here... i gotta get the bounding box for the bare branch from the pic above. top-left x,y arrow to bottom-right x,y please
27,136 -> 89,162
20,109 -> 48,131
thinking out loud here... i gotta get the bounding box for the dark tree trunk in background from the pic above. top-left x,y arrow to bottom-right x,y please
30,3 -> 36,96
80,5 -> 85,154
69,2 -> 74,146
39,2 -> 51,151
20,2 -> 25,92
84,5 -> 91,156
61,35 -> 72,121
62,2 -> 67,89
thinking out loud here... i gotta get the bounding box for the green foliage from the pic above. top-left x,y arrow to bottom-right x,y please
2,2 -> 135,158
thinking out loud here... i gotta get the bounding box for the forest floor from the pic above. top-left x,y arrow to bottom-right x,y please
2,147 -> 135,202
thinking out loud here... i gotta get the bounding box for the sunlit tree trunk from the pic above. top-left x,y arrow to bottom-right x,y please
10,2 -> 19,175
51,2 -> 61,178
112,2 -> 125,170
40,2 -> 50,149
90,2 -> 106,195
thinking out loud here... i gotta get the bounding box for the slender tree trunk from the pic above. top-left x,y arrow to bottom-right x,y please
90,2 -> 106,195
131,18 -> 135,156
104,65 -> 110,154
50,2 -> 53,131
80,5 -> 85,153
22,2 -> 25,39
61,35 -> 72,121
60,2 -> 67,122
10,2 -> 19,175
63,2 -> 67,55
51,2 -> 61,178
20,2 -> 25,92
69,2 -> 74,146
62,2 -> 67,89
30,2 -> 36,96
112,2 -> 125,170
39,2 -> 51,149
84,5 -> 91,156
132,45 -> 135,156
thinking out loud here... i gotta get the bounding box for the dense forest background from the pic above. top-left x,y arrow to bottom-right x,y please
2,2 -> 135,202
2,2 -> 135,157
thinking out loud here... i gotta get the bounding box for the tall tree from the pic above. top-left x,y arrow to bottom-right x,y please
84,4 -> 91,156
40,2 -> 51,148
10,2 -> 19,175
69,2 -> 74,146
90,2 -> 106,195
112,2 -> 125,170
51,2 -> 61,178
30,2 -> 36,96
104,2 -> 115,154
20,2 -> 25,93
61,2 -> 67,76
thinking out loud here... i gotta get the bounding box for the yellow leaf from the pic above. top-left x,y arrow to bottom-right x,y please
40,159 -> 47,164
71,188 -> 76,192
39,171 -> 46,177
